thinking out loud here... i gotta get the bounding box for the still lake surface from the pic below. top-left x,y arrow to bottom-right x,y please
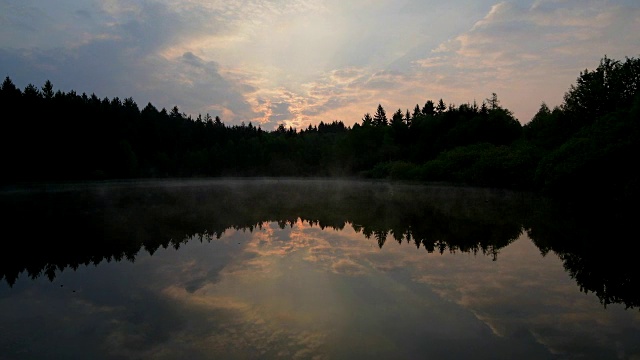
0,179 -> 638,359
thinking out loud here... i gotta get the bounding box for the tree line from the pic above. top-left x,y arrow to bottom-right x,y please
1,55 -> 638,201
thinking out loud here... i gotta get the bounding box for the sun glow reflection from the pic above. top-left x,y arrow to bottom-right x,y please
150,219 -> 640,358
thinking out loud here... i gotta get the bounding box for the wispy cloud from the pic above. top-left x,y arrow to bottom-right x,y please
1,0 -> 638,127
409,0 -> 640,122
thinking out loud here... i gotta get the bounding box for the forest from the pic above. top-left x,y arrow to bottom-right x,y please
1,55 -> 638,202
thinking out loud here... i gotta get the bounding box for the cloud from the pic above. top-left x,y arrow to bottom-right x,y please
6,214 -> 633,359
409,0 -> 640,123
331,258 -> 367,276
216,217 -> 639,359
0,0 -> 257,123
267,101 -> 292,123
2,0 -> 639,127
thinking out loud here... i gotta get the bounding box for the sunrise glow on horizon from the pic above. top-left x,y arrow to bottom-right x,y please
2,0 -> 639,129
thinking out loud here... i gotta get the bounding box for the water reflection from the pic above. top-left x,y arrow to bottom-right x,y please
525,200 -> 639,310
1,180 -> 525,284
0,179 -> 638,359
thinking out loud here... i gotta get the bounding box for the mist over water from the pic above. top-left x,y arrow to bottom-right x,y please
1,179 -> 638,359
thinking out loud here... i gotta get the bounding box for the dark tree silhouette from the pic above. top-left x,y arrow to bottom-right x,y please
422,100 -> 435,116
373,104 -> 388,127
1,55 -> 637,201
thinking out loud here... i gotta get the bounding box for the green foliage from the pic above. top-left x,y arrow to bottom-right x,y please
523,102 -> 569,150
534,96 -> 640,200
416,143 -> 532,187
563,56 -> 640,123
367,161 -> 418,180
529,56 -> 640,201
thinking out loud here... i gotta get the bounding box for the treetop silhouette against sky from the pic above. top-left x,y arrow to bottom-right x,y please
1,0 -> 639,129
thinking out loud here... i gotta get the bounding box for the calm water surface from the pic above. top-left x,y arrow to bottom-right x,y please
1,179 -> 638,359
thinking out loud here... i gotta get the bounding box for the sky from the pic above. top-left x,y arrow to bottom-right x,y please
1,0 -> 639,130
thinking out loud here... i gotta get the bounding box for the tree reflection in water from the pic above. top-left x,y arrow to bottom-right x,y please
0,179 -> 637,309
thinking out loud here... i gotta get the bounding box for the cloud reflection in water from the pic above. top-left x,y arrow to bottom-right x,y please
1,180 -> 639,359
142,220 -> 639,359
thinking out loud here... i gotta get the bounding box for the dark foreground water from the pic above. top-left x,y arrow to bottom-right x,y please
0,179 -> 638,359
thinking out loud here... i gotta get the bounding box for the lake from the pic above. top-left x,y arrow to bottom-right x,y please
1,179 -> 638,359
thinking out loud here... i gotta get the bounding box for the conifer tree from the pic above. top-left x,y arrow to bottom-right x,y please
373,104 -> 388,126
